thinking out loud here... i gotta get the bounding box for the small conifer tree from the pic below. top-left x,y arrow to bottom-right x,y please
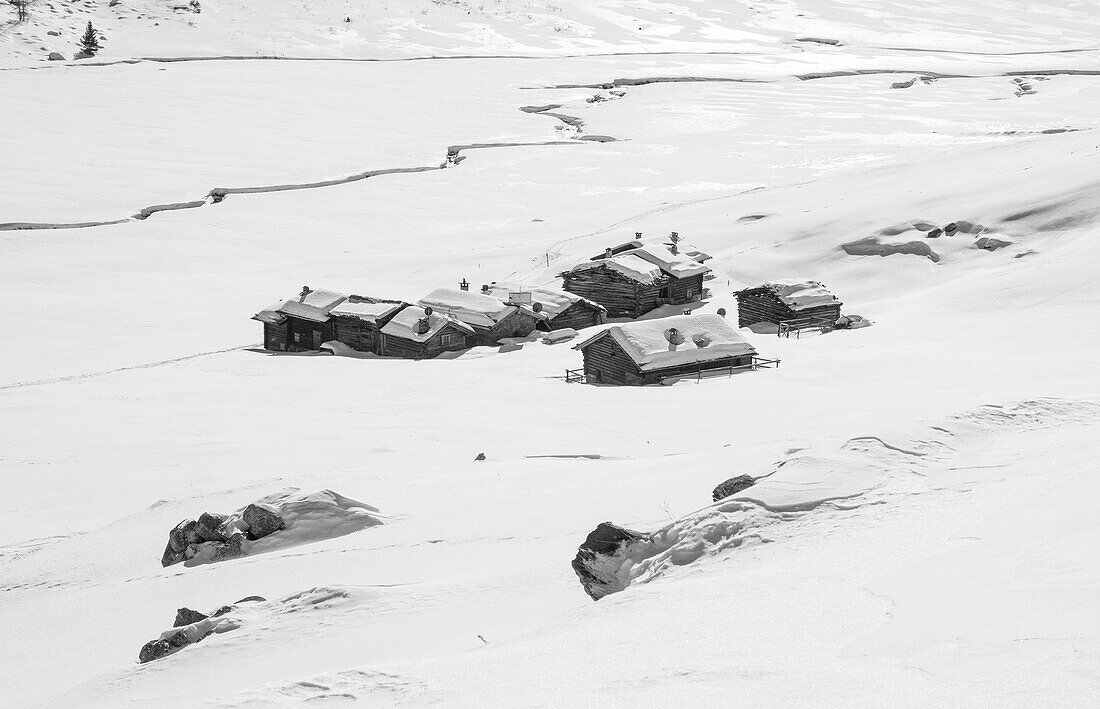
79,21 -> 101,56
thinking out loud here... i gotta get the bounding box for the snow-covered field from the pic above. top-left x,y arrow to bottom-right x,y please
2,1 -> 1099,707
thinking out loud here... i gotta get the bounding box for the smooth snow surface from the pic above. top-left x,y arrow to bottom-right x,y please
3,1 -> 1100,707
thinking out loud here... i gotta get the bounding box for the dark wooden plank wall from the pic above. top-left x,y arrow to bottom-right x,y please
563,267 -> 669,318
380,325 -> 470,360
736,290 -> 840,328
641,354 -> 753,385
545,302 -> 605,331
263,322 -> 288,351
581,335 -> 643,385
669,274 -> 705,303
285,317 -> 333,351
332,316 -> 378,353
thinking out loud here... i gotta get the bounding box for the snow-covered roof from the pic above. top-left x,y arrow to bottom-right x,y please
575,314 -> 757,372
485,285 -> 605,319
568,253 -> 666,285
380,305 -> 475,342
626,244 -> 712,279
330,299 -> 403,324
252,288 -> 347,324
749,280 -> 842,311
419,287 -> 529,328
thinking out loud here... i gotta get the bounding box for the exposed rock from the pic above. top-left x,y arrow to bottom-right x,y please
891,77 -> 916,89
47,52 -> 65,61
47,30 -> 61,37
926,228 -> 943,239
242,503 -> 285,540
195,512 -> 228,542
236,596 -> 266,604
213,532 -> 245,561
168,519 -> 199,553
173,608 -> 208,627
571,522 -> 652,601
212,605 -> 234,617
161,541 -> 184,568
474,452 -> 486,461
944,222 -> 959,236
712,474 -> 757,502
138,639 -> 173,664
975,236 -> 1013,251
842,236 -> 940,262
166,630 -> 191,648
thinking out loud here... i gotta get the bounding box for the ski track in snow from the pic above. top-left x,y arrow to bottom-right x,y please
0,344 -> 251,391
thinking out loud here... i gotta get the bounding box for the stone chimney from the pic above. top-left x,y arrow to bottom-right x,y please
459,278 -> 469,291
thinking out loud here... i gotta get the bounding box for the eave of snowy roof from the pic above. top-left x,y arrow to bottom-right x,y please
752,279 -> 842,311
485,285 -> 605,319
568,253 -> 666,285
418,287 -> 520,329
330,300 -> 403,324
275,288 -> 347,323
380,305 -> 475,342
625,244 -> 712,279
575,314 -> 756,372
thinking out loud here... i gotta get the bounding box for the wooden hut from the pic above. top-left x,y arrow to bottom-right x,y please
252,286 -> 346,352
484,285 -> 606,331
572,314 -> 758,386
378,305 -> 475,359
561,243 -> 710,319
735,280 -> 842,331
418,287 -> 544,346
329,296 -> 406,353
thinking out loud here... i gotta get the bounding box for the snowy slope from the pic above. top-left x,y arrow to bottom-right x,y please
2,1 -> 1100,707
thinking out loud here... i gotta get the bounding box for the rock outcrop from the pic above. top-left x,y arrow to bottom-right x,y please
243,503 -> 285,539
712,474 -> 757,501
571,523 -> 652,601
47,52 -> 65,61
139,597 -> 265,663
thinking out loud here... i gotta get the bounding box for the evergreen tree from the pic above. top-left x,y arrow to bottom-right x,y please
79,21 -> 101,56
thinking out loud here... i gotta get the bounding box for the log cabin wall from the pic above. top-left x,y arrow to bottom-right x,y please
669,274 -> 705,304
263,322 -> 288,351
736,289 -> 840,328
332,316 -> 383,354
285,317 -> 333,351
580,335 -> 643,385
545,302 -> 605,331
379,326 -> 470,360
641,354 -> 753,385
487,310 -> 541,343
562,267 -> 670,318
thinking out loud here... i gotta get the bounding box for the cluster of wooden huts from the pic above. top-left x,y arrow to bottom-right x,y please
253,282 -> 607,360
252,230 -> 850,384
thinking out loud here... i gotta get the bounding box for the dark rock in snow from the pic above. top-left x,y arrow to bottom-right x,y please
242,504 -> 285,539
926,228 -> 943,239
572,522 -> 651,601
161,542 -> 184,568
174,608 -> 208,627
235,596 -> 266,604
212,605 -> 234,617
213,532 -> 245,561
47,52 -> 65,61
169,519 -> 199,552
712,474 -> 757,502
138,639 -> 173,663
975,236 -> 1013,251
195,512 -> 228,542
166,630 -> 191,648
474,452 -> 486,461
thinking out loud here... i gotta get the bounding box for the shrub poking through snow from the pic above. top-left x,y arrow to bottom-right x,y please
160,489 -> 386,568
712,474 -> 757,502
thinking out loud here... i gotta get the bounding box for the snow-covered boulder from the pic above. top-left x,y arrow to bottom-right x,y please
160,489 -> 386,568
712,474 -> 757,502
138,597 -> 265,664
571,523 -> 653,600
242,503 -> 285,540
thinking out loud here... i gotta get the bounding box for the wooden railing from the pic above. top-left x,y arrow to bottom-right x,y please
659,357 -> 780,385
778,316 -> 836,338
564,368 -> 586,384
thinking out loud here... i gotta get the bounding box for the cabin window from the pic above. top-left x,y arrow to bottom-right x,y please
687,287 -> 696,300
595,369 -> 603,382
659,286 -> 672,299
293,332 -> 302,344
441,333 -> 457,345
